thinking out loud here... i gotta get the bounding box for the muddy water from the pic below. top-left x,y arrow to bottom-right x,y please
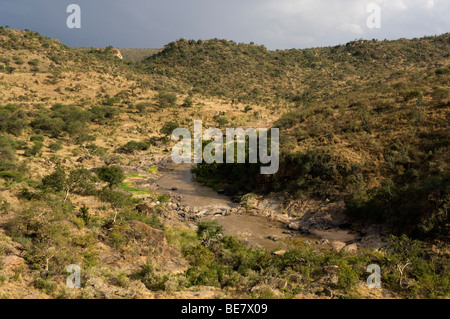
157,163 -> 235,208
156,163 -> 355,250
203,213 -> 297,250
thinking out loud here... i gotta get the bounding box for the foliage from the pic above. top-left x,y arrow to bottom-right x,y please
96,165 -> 125,189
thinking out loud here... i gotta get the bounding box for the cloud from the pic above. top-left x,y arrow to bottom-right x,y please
0,0 -> 448,49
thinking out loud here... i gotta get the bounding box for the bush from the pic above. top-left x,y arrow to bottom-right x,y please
49,141 -> 63,152
0,105 -> 27,136
96,165 -> 125,189
28,59 -> 40,67
0,170 -> 24,182
41,166 -> 67,192
337,261 -> 359,292
182,97 -> 193,108
118,140 -> 150,154
30,115 -> 65,138
403,89 -> 423,101
155,92 -> 177,108
160,121 -> 179,137
30,135 -> 44,142
135,102 -> 151,113
24,141 -> 43,157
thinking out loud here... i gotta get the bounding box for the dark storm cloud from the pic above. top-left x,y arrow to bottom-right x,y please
0,0 -> 449,49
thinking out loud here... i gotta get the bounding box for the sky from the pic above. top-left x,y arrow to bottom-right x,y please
1,0 -> 449,50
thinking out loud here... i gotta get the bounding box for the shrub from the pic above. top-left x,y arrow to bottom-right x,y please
5,66 -> 15,74
49,141 -> 63,152
30,135 -> 44,142
118,140 -> 150,154
96,165 -> 125,189
160,121 -> 179,137
28,59 -> 40,67
155,92 -> 177,108
182,97 -> 193,108
41,166 -> 67,192
135,262 -> 169,291
30,115 -> 65,138
24,141 -> 43,157
197,220 -> 223,246
0,170 -> 24,182
403,89 -> 423,101
135,102 -> 151,113
337,261 -> 359,292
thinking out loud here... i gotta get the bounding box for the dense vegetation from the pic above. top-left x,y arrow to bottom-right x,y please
189,37 -> 450,240
142,35 -> 450,105
0,27 -> 448,299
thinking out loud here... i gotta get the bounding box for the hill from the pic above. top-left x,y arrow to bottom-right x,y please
73,47 -> 160,62
140,35 -> 450,106
0,27 -> 448,299
147,35 -> 450,238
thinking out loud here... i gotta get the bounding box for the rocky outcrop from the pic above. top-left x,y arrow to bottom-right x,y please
287,201 -> 348,232
111,48 -> 123,60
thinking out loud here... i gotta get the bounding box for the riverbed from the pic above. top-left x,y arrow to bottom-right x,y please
154,162 -> 357,250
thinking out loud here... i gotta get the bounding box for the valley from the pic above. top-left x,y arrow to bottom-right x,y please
0,27 -> 448,299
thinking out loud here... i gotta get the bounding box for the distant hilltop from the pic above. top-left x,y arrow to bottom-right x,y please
72,47 -> 160,61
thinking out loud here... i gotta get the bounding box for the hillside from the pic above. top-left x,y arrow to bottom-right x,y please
0,27 -> 449,299
74,47 -> 160,62
141,35 -> 450,106
172,35 -> 450,239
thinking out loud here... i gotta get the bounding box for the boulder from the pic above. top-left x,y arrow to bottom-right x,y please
2,255 -> 26,269
343,243 -> 358,253
128,220 -> 167,247
330,241 -> 346,252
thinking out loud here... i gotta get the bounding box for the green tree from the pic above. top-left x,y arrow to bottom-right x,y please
197,220 -> 223,247
160,121 -> 179,138
41,166 -> 67,192
97,165 -> 125,189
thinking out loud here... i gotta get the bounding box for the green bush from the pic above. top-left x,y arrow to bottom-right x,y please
155,92 -> 177,108
337,261 -> 359,292
41,166 -> 67,192
30,115 -> 65,138
118,140 -> 150,154
403,89 -> 423,101
24,141 -> 43,157
97,165 -> 125,189
30,135 -> 44,142
49,141 -> 63,152
160,121 -> 179,137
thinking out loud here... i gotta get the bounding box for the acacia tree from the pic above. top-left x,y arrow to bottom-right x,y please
96,165 -> 125,189
41,166 -> 97,202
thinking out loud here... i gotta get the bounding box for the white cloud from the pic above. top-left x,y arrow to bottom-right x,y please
1,0 -> 449,49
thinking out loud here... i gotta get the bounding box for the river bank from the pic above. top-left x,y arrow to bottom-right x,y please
122,156 -> 386,252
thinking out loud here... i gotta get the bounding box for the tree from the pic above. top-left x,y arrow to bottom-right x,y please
97,165 -> 125,189
42,166 -> 97,202
65,167 -> 97,202
385,234 -> 424,288
160,121 -> 179,138
155,92 -> 177,108
41,166 -> 67,192
197,220 -> 223,247
99,189 -> 133,224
